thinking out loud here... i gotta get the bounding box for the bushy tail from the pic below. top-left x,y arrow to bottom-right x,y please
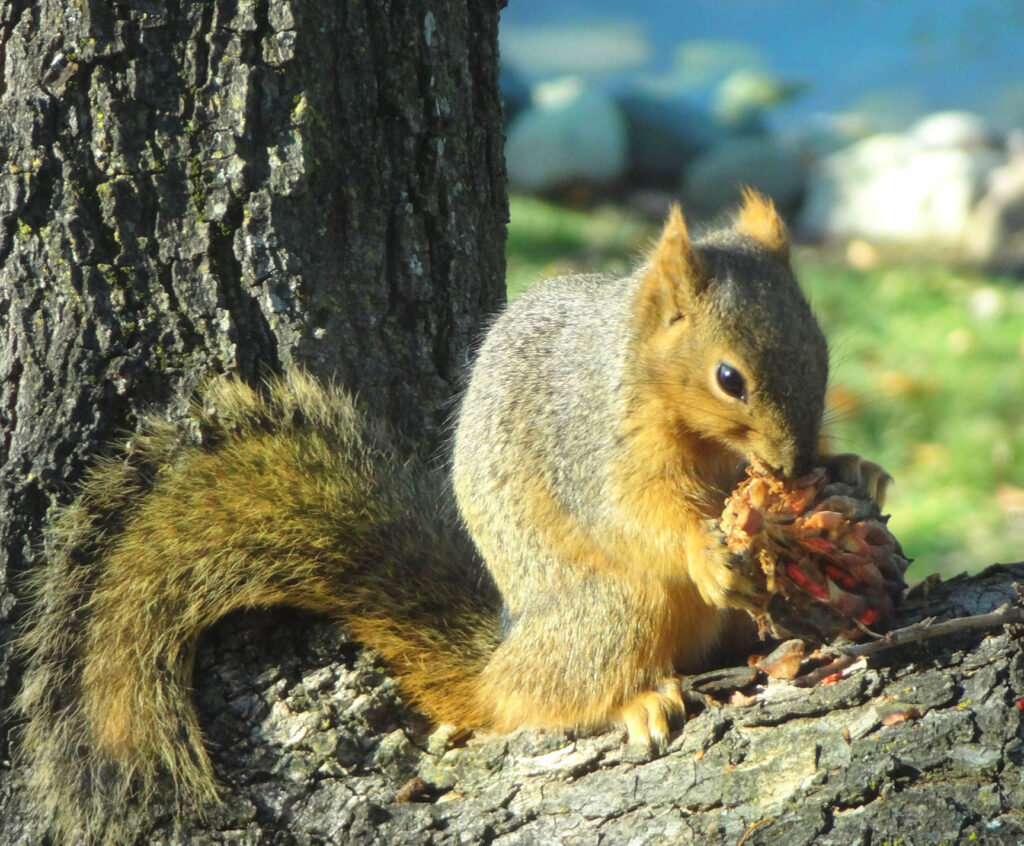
13,371 -> 502,845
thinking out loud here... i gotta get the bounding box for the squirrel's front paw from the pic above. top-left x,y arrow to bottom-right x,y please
695,533 -> 762,612
821,453 -> 892,509
616,678 -> 686,753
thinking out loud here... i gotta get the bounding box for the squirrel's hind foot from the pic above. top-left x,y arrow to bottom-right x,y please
616,677 -> 688,753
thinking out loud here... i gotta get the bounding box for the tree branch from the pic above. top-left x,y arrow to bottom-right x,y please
797,593 -> 1024,686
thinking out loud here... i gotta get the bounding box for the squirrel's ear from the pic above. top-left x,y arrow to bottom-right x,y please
735,188 -> 789,260
636,204 -> 709,330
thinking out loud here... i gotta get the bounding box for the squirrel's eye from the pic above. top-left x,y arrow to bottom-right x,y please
716,362 -> 747,402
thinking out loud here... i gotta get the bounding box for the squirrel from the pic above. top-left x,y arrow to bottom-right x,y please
14,190 -> 890,844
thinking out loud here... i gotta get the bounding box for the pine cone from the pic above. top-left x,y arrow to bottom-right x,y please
719,459 -> 909,642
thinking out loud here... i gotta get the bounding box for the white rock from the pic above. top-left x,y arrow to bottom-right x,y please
799,131 -> 1004,244
964,139 -> 1024,270
911,110 -> 996,151
505,78 -> 628,193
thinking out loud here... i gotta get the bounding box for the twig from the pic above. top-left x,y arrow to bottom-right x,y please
736,817 -> 776,845
796,600 -> 1024,687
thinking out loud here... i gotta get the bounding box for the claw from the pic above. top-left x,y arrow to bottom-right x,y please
824,453 -> 892,509
824,453 -> 863,488
618,679 -> 686,753
869,467 -> 893,509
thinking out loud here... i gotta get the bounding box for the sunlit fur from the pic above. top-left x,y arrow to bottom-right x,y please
17,192 -> 834,844
454,191 -> 830,749
15,372 -> 500,845
736,186 -> 790,259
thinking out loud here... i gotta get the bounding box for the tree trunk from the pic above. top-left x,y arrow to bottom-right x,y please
0,0 -> 505,836
0,0 -> 505,690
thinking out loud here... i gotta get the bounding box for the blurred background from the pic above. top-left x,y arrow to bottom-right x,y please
497,1 -> 1024,583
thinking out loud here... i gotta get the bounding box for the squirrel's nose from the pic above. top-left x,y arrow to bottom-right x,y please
757,436 -> 818,480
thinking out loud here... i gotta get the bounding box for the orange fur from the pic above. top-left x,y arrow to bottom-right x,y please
616,680 -> 686,748
635,204 -> 709,334
736,187 -> 789,258
481,574 -> 717,737
21,186 -> 839,845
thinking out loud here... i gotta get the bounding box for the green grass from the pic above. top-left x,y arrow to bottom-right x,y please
506,194 -> 1024,583
506,196 -> 652,297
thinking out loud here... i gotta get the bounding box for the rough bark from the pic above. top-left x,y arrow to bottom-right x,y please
4,563 -> 1022,845
0,0 -> 505,695
0,0 -> 505,837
